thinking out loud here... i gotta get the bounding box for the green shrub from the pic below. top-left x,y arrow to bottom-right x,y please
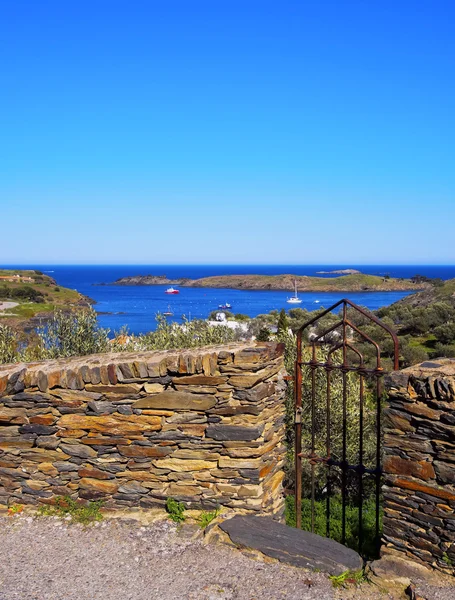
36,308 -> 110,359
434,322 -> 455,345
256,327 -> 271,341
234,313 -> 250,321
434,342 -> 455,358
0,325 -> 19,364
128,315 -> 238,351
11,286 -> 45,302
165,497 -> 186,523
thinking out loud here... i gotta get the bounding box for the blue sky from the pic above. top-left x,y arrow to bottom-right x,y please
1,0 -> 454,264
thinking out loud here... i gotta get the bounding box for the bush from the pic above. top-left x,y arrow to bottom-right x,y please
165,497 -> 186,523
0,310 -> 240,365
434,322 -> 455,345
0,286 -> 45,303
131,315 -> 238,351
0,325 -> 19,364
36,308 -> 110,359
256,327 -> 271,342
401,342 -> 428,367
234,313 -> 250,321
434,343 -> 455,358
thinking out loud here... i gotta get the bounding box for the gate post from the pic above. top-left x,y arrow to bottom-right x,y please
294,331 -> 303,529
383,359 -> 455,573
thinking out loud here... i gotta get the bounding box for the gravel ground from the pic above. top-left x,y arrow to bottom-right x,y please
0,516 -> 452,600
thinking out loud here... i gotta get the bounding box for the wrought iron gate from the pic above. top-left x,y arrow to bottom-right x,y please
294,299 -> 399,556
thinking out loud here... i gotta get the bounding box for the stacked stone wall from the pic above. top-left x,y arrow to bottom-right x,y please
0,343 -> 286,515
384,359 -> 455,573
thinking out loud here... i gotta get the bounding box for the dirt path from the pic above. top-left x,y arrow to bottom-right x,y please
0,302 -> 18,313
0,516 -> 452,600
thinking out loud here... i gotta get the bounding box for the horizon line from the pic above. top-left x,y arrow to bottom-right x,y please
2,262 -> 455,267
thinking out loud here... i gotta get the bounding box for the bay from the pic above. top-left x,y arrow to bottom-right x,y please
4,264 -> 455,335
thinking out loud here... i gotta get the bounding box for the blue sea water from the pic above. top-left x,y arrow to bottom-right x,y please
3,265 -> 455,335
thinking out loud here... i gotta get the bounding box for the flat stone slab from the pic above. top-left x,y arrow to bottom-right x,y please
219,515 -> 362,576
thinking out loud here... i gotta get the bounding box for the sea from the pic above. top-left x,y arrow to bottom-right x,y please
4,265 -> 455,335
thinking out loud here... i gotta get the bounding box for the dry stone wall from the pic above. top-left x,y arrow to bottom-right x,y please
0,343 -> 286,515
384,359 -> 455,573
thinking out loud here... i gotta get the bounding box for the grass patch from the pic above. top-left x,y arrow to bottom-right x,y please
329,569 -> 368,588
408,334 -> 437,351
37,496 -> 103,525
196,507 -> 220,529
7,303 -> 55,318
285,495 -> 381,559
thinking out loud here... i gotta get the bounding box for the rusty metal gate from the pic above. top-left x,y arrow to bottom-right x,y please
294,299 -> 399,556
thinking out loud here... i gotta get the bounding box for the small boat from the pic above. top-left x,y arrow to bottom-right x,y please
287,280 -> 302,304
163,305 -> 173,317
165,287 -> 179,294
218,303 -> 232,310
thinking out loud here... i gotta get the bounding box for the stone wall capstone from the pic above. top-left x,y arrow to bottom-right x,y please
0,342 -> 286,515
384,359 -> 455,573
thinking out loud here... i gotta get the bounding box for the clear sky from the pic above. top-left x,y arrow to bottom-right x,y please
1,0 -> 454,264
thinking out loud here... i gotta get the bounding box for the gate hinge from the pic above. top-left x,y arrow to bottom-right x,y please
295,407 -> 302,424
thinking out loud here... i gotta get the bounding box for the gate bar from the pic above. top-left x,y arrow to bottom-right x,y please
294,298 -> 399,555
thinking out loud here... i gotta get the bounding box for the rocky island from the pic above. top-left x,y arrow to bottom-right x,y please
316,269 -> 361,275
107,273 -> 427,292
103,274 -> 191,286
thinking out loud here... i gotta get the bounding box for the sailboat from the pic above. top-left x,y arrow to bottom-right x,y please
163,305 -> 173,316
286,280 -> 302,304
218,302 -> 232,309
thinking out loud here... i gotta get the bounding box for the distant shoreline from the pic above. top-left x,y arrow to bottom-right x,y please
102,273 -> 427,293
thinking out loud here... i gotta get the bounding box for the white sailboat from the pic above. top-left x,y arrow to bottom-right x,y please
287,279 -> 302,304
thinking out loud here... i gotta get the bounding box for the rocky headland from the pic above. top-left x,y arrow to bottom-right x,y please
393,277 -> 455,308
0,269 -> 94,329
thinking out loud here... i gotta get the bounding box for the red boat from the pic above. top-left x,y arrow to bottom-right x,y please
165,287 -> 180,294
